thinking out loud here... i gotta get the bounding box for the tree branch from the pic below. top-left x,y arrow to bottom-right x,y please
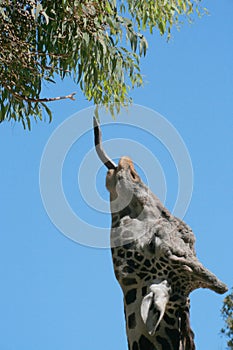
5,85 -> 76,103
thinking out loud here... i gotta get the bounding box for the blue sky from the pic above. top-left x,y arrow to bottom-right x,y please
0,1 -> 232,349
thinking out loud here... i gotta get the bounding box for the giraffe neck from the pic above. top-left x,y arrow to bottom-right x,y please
123,285 -> 195,350
110,213 -> 196,350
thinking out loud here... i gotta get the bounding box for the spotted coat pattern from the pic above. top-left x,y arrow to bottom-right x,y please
107,157 -> 227,350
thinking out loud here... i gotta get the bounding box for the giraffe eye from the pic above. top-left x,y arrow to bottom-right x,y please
148,238 -> 155,253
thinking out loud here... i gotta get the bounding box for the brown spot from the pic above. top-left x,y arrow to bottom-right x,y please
132,342 -> 139,350
125,289 -> 137,305
139,335 -> 155,350
118,249 -> 125,258
128,259 -> 140,269
128,313 -> 136,329
134,252 -> 144,262
156,335 -> 171,350
165,328 -> 180,349
144,259 -> 152,268
163,313 -> 176,326
122,277 -> 137,286
142,286 -> 147,296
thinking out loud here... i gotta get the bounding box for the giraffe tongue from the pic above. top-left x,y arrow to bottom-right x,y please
93,117 -> 117,170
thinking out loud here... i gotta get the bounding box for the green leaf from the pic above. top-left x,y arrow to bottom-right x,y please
41,102 -> 52,123
139,37 -> 148,57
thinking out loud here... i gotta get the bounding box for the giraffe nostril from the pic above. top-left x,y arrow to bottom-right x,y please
131,171 -> 136,180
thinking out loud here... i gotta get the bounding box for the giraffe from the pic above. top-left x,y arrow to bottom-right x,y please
93,118 -> 228,350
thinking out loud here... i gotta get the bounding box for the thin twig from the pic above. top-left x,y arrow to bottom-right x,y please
5,85 -> 76,102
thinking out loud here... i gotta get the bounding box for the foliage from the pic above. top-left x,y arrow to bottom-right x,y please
221,288 -> 233,349
0,0 -> 204,129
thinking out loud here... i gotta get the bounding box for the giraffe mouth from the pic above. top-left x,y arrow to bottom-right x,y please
93,117 -> 117,170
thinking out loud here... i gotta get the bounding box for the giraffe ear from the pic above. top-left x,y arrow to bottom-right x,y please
140,291 -> 154,329
140,281 -> 171,336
